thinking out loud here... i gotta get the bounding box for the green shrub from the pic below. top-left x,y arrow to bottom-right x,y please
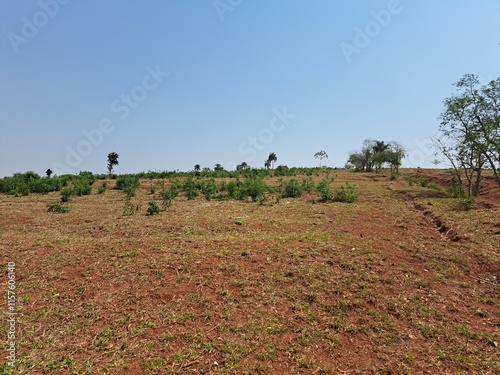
116,176 -> 140,198
447,176 -> 467,198
282,179 -> 303,198
122,200 -> 137,216
97,181 -> 108,194
47,202 -> 70,213
316,179 -> 332,201
301,178 -> 315,193
183,177 -> 199,200
147,200 -> 161,215
420,178 -> 429,187
226,181 -> 242,200
159,187 -> 178,209
201,179 -> 219,200
73,180 -> 92,196
404,176 -> 418,186
459,196 -> 474,211
334,182 -> 357,203
60,188 -> 73,202
241,178 -> 267,202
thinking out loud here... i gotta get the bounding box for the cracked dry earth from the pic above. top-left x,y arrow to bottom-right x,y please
0,169 -> 498,374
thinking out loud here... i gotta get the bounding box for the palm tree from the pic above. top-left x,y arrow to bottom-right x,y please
236,162 -> 249,171
194,164 -> 201,172
267,152 -> 277,169
45,168 -> 53,178
107,152 -> 119,176
372,141 -> 389,154
314,150 -> 328,167
264,160 -> 271,169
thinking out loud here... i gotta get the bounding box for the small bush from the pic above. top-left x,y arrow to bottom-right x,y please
97,181 -> 108,194
183,177 -> 199,200
159,187 -> 178,209
60,188 -> 73,202
316,179 -> 332,201
241,178 -> 267,202
73,180 -> 92,196
47,202 -> 70,213
116,176 -> 140,198
147,200 -> 161,215
459,196 -> 474,211
282,179 -> 303,198
420,178 -> 429,188
301,178 -> 315,193
405,176 -> 418,186
122,200 -> 137,216
334,182 -> 357,203
447,176 -> 467,198
201,179 -> 219,200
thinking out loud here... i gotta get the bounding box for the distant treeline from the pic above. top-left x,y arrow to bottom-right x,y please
0,166 -> 336,196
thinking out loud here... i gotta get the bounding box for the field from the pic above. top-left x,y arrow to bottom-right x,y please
0,169 -> 499,374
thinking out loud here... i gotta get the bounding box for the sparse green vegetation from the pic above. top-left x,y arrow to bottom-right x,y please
47,202 -> 70,213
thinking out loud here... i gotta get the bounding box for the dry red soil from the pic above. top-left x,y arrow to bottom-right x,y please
0,169 -> 498,374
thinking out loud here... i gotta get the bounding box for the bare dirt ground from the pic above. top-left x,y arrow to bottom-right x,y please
0,169 -> 498,374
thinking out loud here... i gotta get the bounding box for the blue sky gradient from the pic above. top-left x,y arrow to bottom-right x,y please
1,0 -> 499,176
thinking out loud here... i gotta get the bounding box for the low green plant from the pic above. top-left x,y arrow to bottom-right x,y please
316,179 -> 332,201
201,178 -> 219,200
447,176 -> 467,198
147,200 -> 161,215
47,202 -> 70,213
420,178 -> 429,188
60,188 -> 72,202
404,176 -> 418,186
116,176 -> 140,198
122,200 -> 139,216
301,178 -> 315,193
241,178 -> 267,202
159,187 -> 178,209
459,196 -> 474,211
334,182 -> 357,203
282,179 -> 303,198
97,181 -> 108,194
183,177 -> 199,200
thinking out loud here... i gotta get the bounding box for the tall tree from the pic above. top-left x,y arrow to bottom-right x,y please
437,74 -> 500,193
314,150 -> 328,167
236,162 -> 249,171
107,152 -> 119,176
45,168 -> 52,178
194,164 -> 201,172
267,152 -> 277,169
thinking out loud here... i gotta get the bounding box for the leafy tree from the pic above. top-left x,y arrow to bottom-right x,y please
214,164 -> 224,171
314,150 -> 328,167
194,164 -> 201,172
107,152 -> 119,176
436,74 -> 500,195
236,162 -> 249,171
264,160 -> 271,169
46,168 -> 53,178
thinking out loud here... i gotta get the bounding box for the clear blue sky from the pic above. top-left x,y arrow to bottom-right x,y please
1,0 -> 499,176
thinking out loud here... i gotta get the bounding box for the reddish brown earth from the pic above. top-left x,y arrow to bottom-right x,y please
0,169 -> 498,374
